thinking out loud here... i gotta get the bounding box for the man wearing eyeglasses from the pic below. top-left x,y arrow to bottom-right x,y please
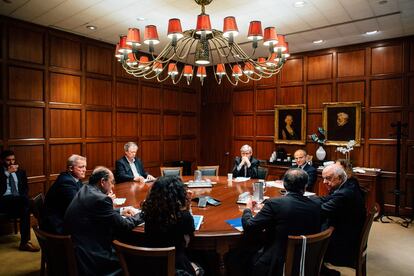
0,150 -> 39,252
232,144 -> 260,178
291,149 -> 316,191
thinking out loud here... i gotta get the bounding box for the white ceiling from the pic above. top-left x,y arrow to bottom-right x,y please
2,0 -> 414,57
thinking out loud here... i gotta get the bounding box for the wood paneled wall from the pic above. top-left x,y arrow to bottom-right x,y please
201,37 -> 414,214
0,17 -> 200,196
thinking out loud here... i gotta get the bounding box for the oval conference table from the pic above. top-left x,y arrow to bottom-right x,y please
113,176 -> 284,275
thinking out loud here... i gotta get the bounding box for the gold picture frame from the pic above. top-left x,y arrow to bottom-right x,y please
274,104 -> 306,145
323,101 -> 361,146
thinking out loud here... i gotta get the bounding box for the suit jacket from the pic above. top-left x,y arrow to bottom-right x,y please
42,172 -> 82,234
242,193 -> 321,276
115,156 -> 148,183
292,163 -> 317,191
232,157 -> 260,178
1,168 -> 28,197
64,184 -> 142,276
317,177 -> 366,267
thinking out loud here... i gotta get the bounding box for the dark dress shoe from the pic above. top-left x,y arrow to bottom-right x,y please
321,264 -> 340,276
19,241 -> 40,252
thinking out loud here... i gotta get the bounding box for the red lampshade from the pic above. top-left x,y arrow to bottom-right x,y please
183,65 -> 193,76
232,64 -> 242,76
263,27 -> 278,46
274,34 -> 287,52
126,28 -> 141,47
197,66 -> 207,77
248,21 -> 263,40
196,14 -> 212,34
138,56 -> 149,69
255,57 -> 266,69
243,62 -> 254,74
266,53 -> 277,66
223,16 -> 239,38
153,62 -> 163,72
144,25 -> 160,45
118,35 -> 132,54
216,63 -> 226,75
126,53 -> 138,66
168,63 -> 178,75
283,42 -> 290,58
167,18 -> 183,39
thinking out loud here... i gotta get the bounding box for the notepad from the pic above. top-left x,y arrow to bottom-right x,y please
113,198 -> 126,205
193,215 -> 203,231
225,217 -> 243,232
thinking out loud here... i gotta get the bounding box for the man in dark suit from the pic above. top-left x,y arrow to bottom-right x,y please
0,150 -> 39,251
42,154 -> 86,234
242,168 -> 321,276
292,149 -> 317,191
115,142 -> 155,183
316,164 -> 366,269
232,144 -> 260,178
64,166 -> 143,275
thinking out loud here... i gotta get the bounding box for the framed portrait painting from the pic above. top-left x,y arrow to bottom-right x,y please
274,104 -> 306,145
323,102 -> 361,146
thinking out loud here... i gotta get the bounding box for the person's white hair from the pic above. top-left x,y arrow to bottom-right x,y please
240,144 -> 252,153
66,154 -> 86,169
325,164 -> 348,183
124,142 -> 138,152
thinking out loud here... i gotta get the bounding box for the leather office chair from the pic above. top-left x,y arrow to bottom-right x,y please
113,239 -> 176,276
284,226 -> 334,276
257,166 -> 269,180
160,167 -> 183,178
197,165 -> 219,176
33,225 -> 78,276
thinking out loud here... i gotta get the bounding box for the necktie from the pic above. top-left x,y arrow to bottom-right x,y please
9,174 -> 18,196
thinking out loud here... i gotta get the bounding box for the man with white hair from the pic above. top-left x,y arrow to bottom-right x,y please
232,144 -> 259,178
316,164 -> 366,273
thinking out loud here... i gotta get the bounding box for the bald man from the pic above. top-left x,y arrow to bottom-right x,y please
291,149 -> 316,191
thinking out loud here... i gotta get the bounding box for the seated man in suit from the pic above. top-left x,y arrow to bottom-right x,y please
64,166 -> 143,276
315,164 -> 366,271
292,149 -> 316,191
0,150 -> 39,252
42,154 -> 86,234
232,144 -> 260,178
242,168 -> 321,276
115,142 -> 155,183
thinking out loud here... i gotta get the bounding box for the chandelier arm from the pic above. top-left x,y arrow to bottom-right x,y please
175,37 -> 198,60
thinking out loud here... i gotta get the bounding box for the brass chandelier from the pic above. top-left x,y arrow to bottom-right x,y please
115,0 -> 290,86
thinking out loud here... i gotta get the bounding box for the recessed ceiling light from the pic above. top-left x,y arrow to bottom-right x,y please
365,30 -> 378,35
86,25 -> 97,30
294,1 -> 307,8
136,17 -> 146,21
313,39 -> 324,44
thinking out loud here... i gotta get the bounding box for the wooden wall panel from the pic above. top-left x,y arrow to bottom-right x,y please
411,41 -> 414,72
9,107 -> 44,138
181,139 -> 197,161
370,112 -> 401,138
11,145 -> 44,177
256,115 -> 274,136
9,66 -> 43,101
164,89 -> 180,111
181,91 -> 197,113
50,144 -> 82,174
50,109 -> 81,138
370,78 -> 403,106
256,88 -> 276,111
86,45 -> 112,75
141,114 -> 161,137
233,90 -> 254,112
164,140 -> 180,162
163,115 -> 180,136
256,140 -> 274,161
281,58 -> 303,83
307,54 -> 332,80
50,35 -> 81,70
406,146 -> 414,174
307,84 -> 332,109
371,45 -> 402,75
141,141 -> 160,163
86,142 -> 112,168
115,61 -> 134,79
142,85 -> 161,109
116,112 -> 138,137
8,26 -> 43,64
50,73 -> 81,103
369,145 -> 397,171
337,81 -> 365,104
116,82 -> 138,108
410,77 -> 414,105
86,78 -> 112,106
277,86 -> 303,104
409,112 -> 414,140
307,113 -> 323,136
257,74 -> 277,86
234,115 -> 254,137
181,115 -> 197,136
86,111 -> 112,137
337,50 -> 365,77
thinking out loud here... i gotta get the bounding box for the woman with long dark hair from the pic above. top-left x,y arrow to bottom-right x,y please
141,176 -> 201,275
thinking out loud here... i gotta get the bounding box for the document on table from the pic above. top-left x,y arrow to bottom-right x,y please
113,198 -> 126,205
225,217 -> 243,232
265,180 -> 284,188
234,177 -> 251,182
193,215 -> 203,231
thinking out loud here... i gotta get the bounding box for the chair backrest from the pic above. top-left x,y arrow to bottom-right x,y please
113,240 -> 176,276
284,226 -> 334,276
32,226 -> 78,276
197,165 -> 219,176
257,166 -> 269,180
31,193 -> 44,225
160,167 -> 183,178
